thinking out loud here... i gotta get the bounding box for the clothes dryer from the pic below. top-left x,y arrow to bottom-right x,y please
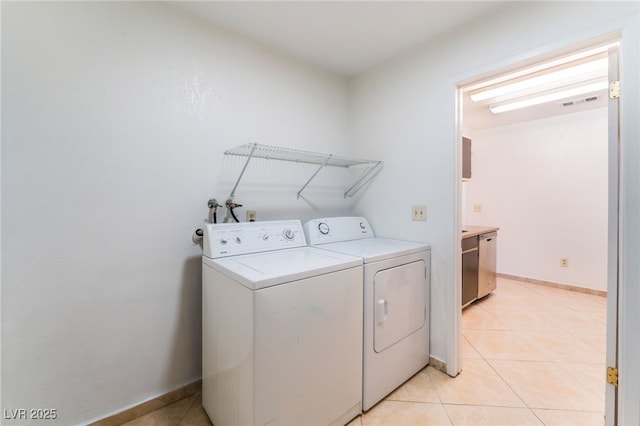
202,220 -> 363,425
304,217 -> 430,411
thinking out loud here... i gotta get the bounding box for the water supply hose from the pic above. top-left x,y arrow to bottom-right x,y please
192,228 -> 204,244
225,198 -> 243,223
208,198 -> 222,224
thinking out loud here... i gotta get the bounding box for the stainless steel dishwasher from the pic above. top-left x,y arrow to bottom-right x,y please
461,236 -> 479,307
478,232 -> 497,298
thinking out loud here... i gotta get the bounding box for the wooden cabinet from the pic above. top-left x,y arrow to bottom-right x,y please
462,136 -> 472,180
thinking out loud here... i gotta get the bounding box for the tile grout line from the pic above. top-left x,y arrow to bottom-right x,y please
475,280 -> 549,418
481,354 -> 533,413
476,278 -> 606,420
424,366 -> 455,426
176,393 -> 201,426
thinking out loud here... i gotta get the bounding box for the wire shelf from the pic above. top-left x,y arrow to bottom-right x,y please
224,143 -> 383,199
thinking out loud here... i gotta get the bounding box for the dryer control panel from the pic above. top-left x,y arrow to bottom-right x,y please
304,216 -> 373,245
203,220 -> 306,258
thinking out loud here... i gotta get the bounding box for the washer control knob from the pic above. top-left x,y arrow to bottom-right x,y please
359,222 -> 366,229
235,237 -> 242,244
283,229 -> 295,240
262,233 -> 270,241
220,239 -> 228,245
318,222 -> 330,235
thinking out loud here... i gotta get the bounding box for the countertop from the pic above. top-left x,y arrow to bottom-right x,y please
462,225 -> 500,239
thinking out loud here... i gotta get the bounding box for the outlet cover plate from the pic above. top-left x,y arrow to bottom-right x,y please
411,205 -> 427,221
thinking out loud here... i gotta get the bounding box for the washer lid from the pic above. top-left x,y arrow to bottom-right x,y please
203,246 -> 362,290
316,238 -> 428,263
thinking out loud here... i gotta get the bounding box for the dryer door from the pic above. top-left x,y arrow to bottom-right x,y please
373,260 -> 426,353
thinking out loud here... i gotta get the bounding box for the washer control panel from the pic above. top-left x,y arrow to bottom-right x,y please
203,220 -> 306,258
304,216 -> 373,245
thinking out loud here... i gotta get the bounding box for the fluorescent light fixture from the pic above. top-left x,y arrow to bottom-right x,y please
465,40 -> 618,114
464,41 -> 618,93
490,79 -> 608,113
470,57 -> 608,102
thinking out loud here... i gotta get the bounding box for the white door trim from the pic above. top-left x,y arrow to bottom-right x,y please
604,45 -> 620,426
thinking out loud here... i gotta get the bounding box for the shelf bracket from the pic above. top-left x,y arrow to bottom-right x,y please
223,143 -> 382,200
344,161 -> 383,198
228,143 -> 258,200
297,154 -> 332,199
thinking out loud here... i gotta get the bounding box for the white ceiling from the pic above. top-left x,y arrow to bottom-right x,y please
168,1 -> 608,129
169,1 -> 509,76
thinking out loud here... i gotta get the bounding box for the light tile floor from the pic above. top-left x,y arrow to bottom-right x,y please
123,277 -> 606,425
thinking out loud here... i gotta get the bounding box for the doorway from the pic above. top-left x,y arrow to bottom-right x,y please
455,36 -> 620,424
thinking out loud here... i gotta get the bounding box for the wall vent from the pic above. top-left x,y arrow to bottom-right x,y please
562,95 -> 598,107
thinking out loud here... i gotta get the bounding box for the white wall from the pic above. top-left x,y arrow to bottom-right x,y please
464,108 -> 608,291
3,2 -> 639,425
1,2 -> 353,425
349,2 -> 639,403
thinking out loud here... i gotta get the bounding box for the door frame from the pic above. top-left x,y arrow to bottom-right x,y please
453,33 -> 622,421
605,45 -> 620,426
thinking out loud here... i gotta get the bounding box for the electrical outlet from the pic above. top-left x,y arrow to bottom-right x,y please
473,204 -> 482,213
411,205 -> 427,221
246,210 -> 257,222
560,258 -> 569,267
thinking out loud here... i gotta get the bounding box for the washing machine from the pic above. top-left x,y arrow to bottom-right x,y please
201,219 -> 363,426
304,216 -> 430,411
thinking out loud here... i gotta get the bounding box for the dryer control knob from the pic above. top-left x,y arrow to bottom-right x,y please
359,222 -> 366,229
262,233 -> 270,241
318,222 -> 330,235
220,239 -> 228,245
283,229 -> 295,240
235,237 -> 242,244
